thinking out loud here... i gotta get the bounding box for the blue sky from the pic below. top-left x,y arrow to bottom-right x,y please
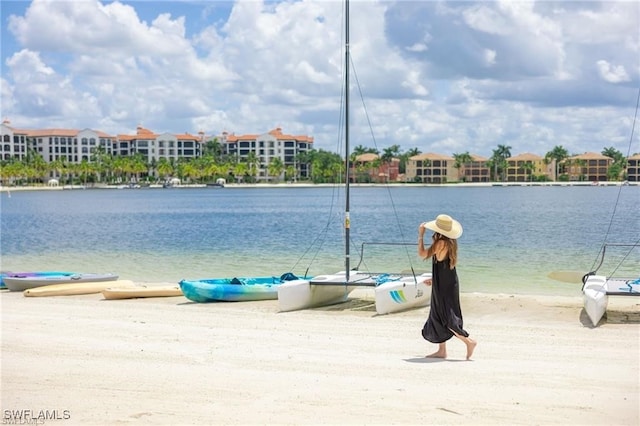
1,0 -> 639,158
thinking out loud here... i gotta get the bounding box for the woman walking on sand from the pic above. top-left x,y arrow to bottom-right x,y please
418,214 -> 477,360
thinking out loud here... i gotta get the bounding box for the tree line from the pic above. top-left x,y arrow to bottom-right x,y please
0,139 -> 632,186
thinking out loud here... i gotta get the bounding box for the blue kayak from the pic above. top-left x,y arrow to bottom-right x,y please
179,273 -> 308,303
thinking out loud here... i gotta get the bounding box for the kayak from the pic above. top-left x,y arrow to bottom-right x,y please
3,272 -> 119,292
180,273 -> 307,303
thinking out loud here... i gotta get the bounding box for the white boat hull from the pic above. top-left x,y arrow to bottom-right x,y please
375,273 -> 431,315
582,274 -> 639,326
278,271 -> 431,314
583,275 -> 608,326
277,272 -> 373,312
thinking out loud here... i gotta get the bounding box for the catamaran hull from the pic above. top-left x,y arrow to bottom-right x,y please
277,278 -> 361,312
582,274 -> 640,326
583,275 -> 608,326
375,273 -> 431,315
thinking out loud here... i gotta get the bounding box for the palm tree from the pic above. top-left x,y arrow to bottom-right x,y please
521,162 -> 536,182
25,149 -> 47,184
90,145 -> 110,183
76,159 -> 95,186
351,145 -> 377,156
545,145 -> 569,181
284,165 -> 297,182
111,156 -> 127,183
381,145 -> 400,164
245,152 -> 260,183
232,162 -> 248,183
127,154 -> 147,183
0,159 -> 25,185
180,160 -> 201,183
574,159 -> 587,181
203,138 -> 224,159
400,147 -> 420,178
157,158 -> 173,183
492,144 -> 511,182
601,146 -> 624,164
50,157 -> 69,184
377,145 -> 400,182
267,157 -> 285,182
452,152 -> 473,182
601,147 -> 625,180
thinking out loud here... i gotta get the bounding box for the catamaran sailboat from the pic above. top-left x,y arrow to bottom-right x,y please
277,0 -> 430,314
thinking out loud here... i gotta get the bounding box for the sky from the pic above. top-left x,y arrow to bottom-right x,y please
1,0 -> 639,158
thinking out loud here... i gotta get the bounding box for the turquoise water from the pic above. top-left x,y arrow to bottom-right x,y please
1,185 -> 638,296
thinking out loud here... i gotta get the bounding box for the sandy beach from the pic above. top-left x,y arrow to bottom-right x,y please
1,287 -> 638,425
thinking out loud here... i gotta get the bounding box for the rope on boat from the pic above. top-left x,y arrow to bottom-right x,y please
589,87 -> 640,277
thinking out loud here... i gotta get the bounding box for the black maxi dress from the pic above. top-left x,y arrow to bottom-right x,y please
421,255 -> 469,343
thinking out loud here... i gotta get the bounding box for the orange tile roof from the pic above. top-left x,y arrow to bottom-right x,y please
355,153 -> 379,162
509,152 -> 543,161
15,128 -> 115,139
175,133 -> 201,141
410,152 -> 454,161
570,152 -> 612,160
223,128 -> 313,143
25,129 -> 79,137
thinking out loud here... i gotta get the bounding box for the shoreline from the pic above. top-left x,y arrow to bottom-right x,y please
1,180 -> 636,192
1,288 -> 638,425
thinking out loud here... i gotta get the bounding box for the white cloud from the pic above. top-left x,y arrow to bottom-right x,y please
6,49 -> 54,81
1,0 -> 638,158
483,49 -> 497,66
596,60 -> 631,83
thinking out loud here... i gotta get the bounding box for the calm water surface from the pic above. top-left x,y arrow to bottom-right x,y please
1,185 -> 638,296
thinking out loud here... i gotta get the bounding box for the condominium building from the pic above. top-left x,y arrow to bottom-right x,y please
562,152 -> 613,182
1,121 -> 115,162
116,125 -> 203,162
219,128 -> 313,182
506,153 -> 555,182
627,153 -> 640,182
349,153 -> 400,183
460,154 -> 491,183
406,153 -> 456,183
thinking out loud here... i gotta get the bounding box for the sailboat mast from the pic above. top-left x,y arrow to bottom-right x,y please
344,0 -> 351,279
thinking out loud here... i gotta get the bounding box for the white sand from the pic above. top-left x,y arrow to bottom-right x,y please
1,288 -> 639,425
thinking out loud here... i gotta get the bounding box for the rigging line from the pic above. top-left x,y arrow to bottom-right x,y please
589,86 -> 640,272
348,53 -> 418,275
608,237 -> 640,277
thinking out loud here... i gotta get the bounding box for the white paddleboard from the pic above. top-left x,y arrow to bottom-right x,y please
23,280 -> 135,297
102,285 -> 183,300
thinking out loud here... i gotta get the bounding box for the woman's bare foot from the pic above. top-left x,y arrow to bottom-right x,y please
466,339 -> 477,360
426,350 -> 447,358
426,343 -> 447,358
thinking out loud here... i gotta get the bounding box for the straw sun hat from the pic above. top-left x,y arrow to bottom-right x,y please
422,214 -> 463,239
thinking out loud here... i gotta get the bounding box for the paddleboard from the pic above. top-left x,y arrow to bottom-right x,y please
102,285 -> 183,300
23,280 -> 135,297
